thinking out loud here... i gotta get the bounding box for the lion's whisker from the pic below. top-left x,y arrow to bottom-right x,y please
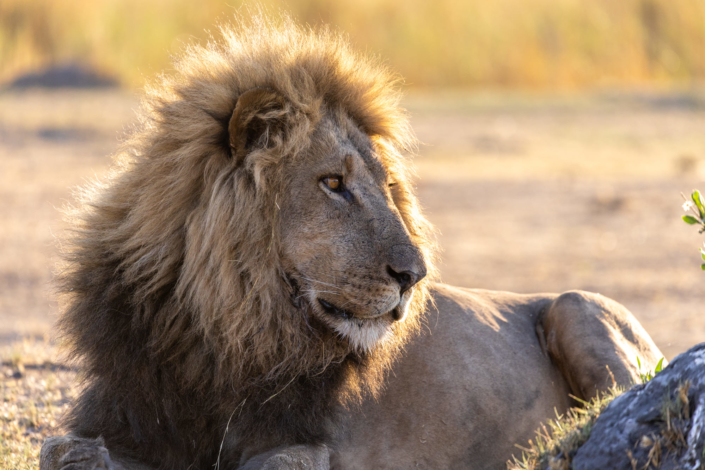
301,289 -> 340,296
299,276 -> 340,288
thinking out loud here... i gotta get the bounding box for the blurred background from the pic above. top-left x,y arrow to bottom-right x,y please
1,0 -> 705,360
3,0 -> 705,89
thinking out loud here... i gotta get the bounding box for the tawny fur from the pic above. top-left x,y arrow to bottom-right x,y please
57,14 -> 436,469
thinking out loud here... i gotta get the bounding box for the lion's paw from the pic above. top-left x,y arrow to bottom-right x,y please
240,444 -> 330,470
40,435 -> 115,470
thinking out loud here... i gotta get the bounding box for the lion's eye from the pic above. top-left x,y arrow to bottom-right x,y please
322,176 -> 342,192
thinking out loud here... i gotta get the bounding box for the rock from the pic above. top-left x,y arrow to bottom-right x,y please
7,63 -> 118,89
572,343 -> 705,470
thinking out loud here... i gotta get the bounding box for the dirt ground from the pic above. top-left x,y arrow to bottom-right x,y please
1,89 -> 704,467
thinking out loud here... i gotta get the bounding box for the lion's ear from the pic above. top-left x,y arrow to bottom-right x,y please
228,88 -> 288,165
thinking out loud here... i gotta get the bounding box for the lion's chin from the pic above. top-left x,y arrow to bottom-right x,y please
311,290 -> 414,352
331,316 -> 395,353
320,299 -> 411,352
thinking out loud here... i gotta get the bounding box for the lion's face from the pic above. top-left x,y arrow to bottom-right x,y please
277,111 -> 427,352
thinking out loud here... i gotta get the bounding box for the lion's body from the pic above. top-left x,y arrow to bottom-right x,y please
40,15 -> 664,470
332,285 -> 664,469
333,286 -> 570,469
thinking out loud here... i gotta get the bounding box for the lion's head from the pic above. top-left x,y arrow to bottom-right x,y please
60,16 -> 436,425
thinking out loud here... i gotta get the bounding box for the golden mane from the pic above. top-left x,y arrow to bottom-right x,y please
58,14 -> 436,466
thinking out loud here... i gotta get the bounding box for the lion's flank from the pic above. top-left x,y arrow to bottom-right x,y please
57,13 -> 436,469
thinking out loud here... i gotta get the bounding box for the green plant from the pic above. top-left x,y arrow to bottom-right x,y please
682,190 -> 705,270
637,356 -> 665,384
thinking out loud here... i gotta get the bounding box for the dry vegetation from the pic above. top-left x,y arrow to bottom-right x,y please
509,378 -> 694,469
1,339 -> 76,469
1,0 -> 705,89
509,386 -> 625,470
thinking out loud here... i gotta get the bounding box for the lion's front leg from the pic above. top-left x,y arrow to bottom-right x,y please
239,444 -> 330,470
39,434 -> 153,470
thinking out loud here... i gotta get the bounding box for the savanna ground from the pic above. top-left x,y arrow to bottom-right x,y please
1,89 -> 704,468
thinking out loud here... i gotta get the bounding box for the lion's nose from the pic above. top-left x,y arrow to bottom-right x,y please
386,244 -> 427,294
386,266 -> 424,294
385,243 -> 427,294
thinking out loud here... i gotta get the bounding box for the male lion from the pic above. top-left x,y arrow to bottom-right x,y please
40,16 -> 664,470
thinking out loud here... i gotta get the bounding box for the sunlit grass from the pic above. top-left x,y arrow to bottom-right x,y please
509,358 -> 670,469
1,0 -> 704,89
0,340 -> 76,470
508,387 -> 625,470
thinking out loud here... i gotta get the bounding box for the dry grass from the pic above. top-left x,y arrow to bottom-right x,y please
508,379 -> 694,469
508,387 -> 625,470
637,380 -> 693,467
1,0 -> 705,89
0,339 -> 76,470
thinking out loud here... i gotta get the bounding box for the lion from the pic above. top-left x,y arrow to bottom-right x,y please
40,15 -> 665,470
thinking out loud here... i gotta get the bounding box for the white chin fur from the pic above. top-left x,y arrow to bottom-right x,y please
335,298 -> 411,352
308,289 -> 413,352
333,318 -> 393,352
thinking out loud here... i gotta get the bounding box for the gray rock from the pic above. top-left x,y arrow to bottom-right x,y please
7,63 -> 118,89
572,343 -> 705,470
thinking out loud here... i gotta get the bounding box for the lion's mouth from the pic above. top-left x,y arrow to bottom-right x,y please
318,298 -> 353,320
390,304 -> 404,321
318,297 -> 406,322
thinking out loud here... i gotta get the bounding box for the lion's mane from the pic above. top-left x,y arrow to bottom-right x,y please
58,14 -> 436,469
